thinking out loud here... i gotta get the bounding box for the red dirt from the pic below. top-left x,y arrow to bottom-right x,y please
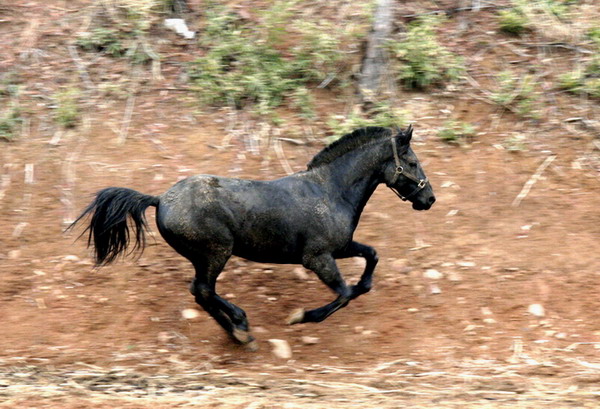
1,1 -> 599,408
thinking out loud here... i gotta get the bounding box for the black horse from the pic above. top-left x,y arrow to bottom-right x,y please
70,126 -> 435,348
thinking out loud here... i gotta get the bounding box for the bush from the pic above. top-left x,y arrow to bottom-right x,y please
0,103 -> 22,142
498,0 -> 574,38
189,1 -> 369,115
437,120 -> 476,144
189,37 -> 303,114
327,103 -> 407,141
588,27 -> 600,47
54,88 -> 81,128
559,56 -> 600,99
490,71 -> 540,118
77,28 -> 125,56
498,9 -> 529,35
387,16 -> 464,89
291,20 -> 348,85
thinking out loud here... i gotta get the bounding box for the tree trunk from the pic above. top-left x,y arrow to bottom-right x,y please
170,0 -> 189,15
359,0 -> 394,104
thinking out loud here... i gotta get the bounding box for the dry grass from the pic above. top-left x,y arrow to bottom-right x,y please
1,356 -> 599,408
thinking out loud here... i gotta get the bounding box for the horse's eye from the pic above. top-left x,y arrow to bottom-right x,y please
409,162 -> 417,168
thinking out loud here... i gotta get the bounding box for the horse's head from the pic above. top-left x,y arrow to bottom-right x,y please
385,125 -> 436,211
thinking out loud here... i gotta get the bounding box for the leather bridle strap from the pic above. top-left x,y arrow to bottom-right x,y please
388,137 -> 428,201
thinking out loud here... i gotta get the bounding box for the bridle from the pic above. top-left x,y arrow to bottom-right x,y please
388,137 -> 428,201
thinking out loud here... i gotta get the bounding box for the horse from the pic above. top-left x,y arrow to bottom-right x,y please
70,125 -> 435,349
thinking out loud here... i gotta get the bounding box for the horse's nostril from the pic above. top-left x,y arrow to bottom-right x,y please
428,196 -> 436,205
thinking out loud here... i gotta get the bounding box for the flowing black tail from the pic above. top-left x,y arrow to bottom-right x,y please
69,187 -> 160,266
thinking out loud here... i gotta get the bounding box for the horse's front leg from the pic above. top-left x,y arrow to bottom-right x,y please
288,253 -> 353,325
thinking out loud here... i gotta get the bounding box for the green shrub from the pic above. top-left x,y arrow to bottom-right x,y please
54,88 -> 81,128
0,72 -> 20,98
189,1 -> 369,115
499,0 -> 574,36
189,37 -> 302,114
290,86 -> 316,119
588,27 -> 600,48
583,78 -> 600,98
490,71 -> 540,118
503,134 -> 528,152
559,56 -> 600,99
77,28 -> 126,56
437,120 -> 476,144
327,103 -> 407,141
387,16 -> 463,89
291,20 -> 347,85
558,70 -> 584,93
498,9 -> 529,35
76,27 -> 158,65
0,103 -> 22,142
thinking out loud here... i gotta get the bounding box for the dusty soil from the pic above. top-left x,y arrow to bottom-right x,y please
1,1 -> 600,408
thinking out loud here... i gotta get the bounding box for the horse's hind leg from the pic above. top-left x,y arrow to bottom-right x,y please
190,255 -> 255,348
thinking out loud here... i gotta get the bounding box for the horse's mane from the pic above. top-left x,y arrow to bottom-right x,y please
307,127 -> 394,170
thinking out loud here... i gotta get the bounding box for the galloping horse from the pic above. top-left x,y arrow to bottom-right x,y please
71,126 -> 435,348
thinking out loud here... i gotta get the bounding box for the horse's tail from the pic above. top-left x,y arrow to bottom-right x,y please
69,187 -> 160,266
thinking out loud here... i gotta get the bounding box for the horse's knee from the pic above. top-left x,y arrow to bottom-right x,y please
360,281 -> 373,293
367,248 -> 378,265
189,278 -> 213,299
351,281 -> 371,297
192,283 -> 214,306
232,308 -> 247,321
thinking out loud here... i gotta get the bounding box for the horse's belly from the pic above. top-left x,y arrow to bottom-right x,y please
233,247 -> 302,264
232,229 -> 304,264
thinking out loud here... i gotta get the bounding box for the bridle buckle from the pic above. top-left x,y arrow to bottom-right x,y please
388,137 -> 428,201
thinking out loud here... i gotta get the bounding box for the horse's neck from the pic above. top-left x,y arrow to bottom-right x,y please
313,146 -> 387,220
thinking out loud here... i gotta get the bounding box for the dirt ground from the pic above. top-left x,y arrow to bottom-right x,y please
1,1 -> 600,408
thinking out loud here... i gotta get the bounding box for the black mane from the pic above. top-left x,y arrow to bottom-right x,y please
307,127 -> 393,170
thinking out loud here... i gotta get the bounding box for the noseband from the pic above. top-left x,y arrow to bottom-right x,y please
388,137 -> 428,201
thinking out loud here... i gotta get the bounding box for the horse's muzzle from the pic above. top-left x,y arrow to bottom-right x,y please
412,195 -> 436,211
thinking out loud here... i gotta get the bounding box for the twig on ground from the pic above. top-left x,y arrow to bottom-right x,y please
276,137 -> 305,146
0,173 -> 11,209
512,155 -> 556,207
519,42 -> 594,55
400,2 -> 511,18
273,138 -> 294,176
118,94 -> 136,144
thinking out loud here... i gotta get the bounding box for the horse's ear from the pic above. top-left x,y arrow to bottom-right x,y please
396,124 -> 413,145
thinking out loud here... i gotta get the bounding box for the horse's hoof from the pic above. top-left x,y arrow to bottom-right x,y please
232,328 -> 254,344
287,308 -> 305,325
245,340 -> 259,352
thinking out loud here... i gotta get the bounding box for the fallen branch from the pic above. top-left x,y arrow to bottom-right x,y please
519,42 -> 594,55
512,155 -> 556,207
118,94 -> 136,144
400,2 -> 511,18
273,138 -> 294,175
276,137 -> 305,146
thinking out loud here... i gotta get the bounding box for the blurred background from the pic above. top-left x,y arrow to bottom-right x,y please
1,0 -> 599,407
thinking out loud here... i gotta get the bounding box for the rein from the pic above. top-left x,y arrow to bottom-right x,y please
388,137 -> 428,201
